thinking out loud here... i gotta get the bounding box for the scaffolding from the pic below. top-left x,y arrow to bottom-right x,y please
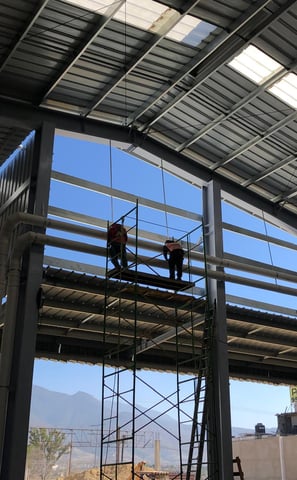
100,205 -> 139,480
100,205 -> 216,480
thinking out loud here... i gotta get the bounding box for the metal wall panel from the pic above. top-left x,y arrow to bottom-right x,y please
0,122 -> 55,480
0,133 -> 36,235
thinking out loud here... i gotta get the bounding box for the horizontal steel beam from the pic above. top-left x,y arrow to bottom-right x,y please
2,98 -> 297,232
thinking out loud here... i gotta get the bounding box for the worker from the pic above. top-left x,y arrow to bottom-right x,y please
107,222 -> 128,269
163,239 -> 184,281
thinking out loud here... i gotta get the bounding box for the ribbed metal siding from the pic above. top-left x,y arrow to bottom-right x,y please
0,132 -> 35,229
154,0 -> 254,27
255,3 -> 297,64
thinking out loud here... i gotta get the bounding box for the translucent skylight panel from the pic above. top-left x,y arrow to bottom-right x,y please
229,45 -> 282,84
269,73 -> 297,110
166,15 -> 201,42
62,0 -> 112,15
62,0 -> 169,20
183,21 -> 216,47
165,16 -> 216,47
63,0 -> 215,47
114,0 -> 168,30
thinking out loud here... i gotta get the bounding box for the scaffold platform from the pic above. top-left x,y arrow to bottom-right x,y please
107,267 -> 195,291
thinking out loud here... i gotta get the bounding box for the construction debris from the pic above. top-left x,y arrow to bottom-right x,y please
57,468 -> 99,480
57,462 -> 168,480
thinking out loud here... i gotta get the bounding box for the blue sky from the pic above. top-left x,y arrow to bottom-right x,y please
32,133 -> 296,430
33,359 -> 291,429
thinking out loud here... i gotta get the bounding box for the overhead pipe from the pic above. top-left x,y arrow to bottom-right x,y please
0,212 -> 103,297
195,252 -> 297,285
3,230 -> 297,319
2,212 -> 297,301
0,212 -> 167,297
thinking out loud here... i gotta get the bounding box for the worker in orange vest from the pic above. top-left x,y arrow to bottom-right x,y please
163,239 -> 184,281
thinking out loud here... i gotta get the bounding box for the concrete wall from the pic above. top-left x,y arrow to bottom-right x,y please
233,435 -> 297,480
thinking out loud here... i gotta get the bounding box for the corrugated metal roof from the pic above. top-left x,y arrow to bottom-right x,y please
1,0 -> 296,223
31,266 -> 297,384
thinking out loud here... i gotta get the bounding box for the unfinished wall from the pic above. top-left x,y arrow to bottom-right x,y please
233,435 -> 297,480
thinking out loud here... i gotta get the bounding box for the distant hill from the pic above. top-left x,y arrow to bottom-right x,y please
30,385 -> 275,434
30,386 -> 100,428
29,385 -> 276,468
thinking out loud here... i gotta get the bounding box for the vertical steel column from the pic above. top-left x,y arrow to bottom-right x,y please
203,181 -> 233,480
0,122 -> 55,480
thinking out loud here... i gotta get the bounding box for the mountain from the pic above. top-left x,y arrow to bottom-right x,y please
30,386 -> 100,428
31,385 -> 273,434
29,385 -> 276,468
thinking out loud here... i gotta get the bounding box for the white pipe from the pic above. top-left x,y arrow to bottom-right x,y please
7,233 -> 297,300
0,212 -> 167,297
0,212 -> 104,297
2,213 -> 297,300
197,252 -> 297,285
2,212 -> 297,305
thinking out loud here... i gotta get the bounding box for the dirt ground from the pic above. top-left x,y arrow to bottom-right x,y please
58,462 -> 149,480
58,468 -> 100,480
57,468 -> 99,480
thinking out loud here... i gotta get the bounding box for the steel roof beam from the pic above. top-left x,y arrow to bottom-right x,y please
42,299 -> 183,327
33,326 -> 297,371
227,312 -> 296,334
130,0 -> 283,129
223,330 -> 297,352
241,151 -> 297,187
42,280 -> 200,311
135,314 -> 205,354
39,313 -> 297,351
177,59 -> 297,153
51,170 -> 201,221
228,344 -> 297,363
39,0 -> 126,103
82,0 -> 203,116
39,314 -> 175,336
0,0 -> 51,74
211,111 -> 297,171
2,97 -> 297,231
271,183 -> 297,203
